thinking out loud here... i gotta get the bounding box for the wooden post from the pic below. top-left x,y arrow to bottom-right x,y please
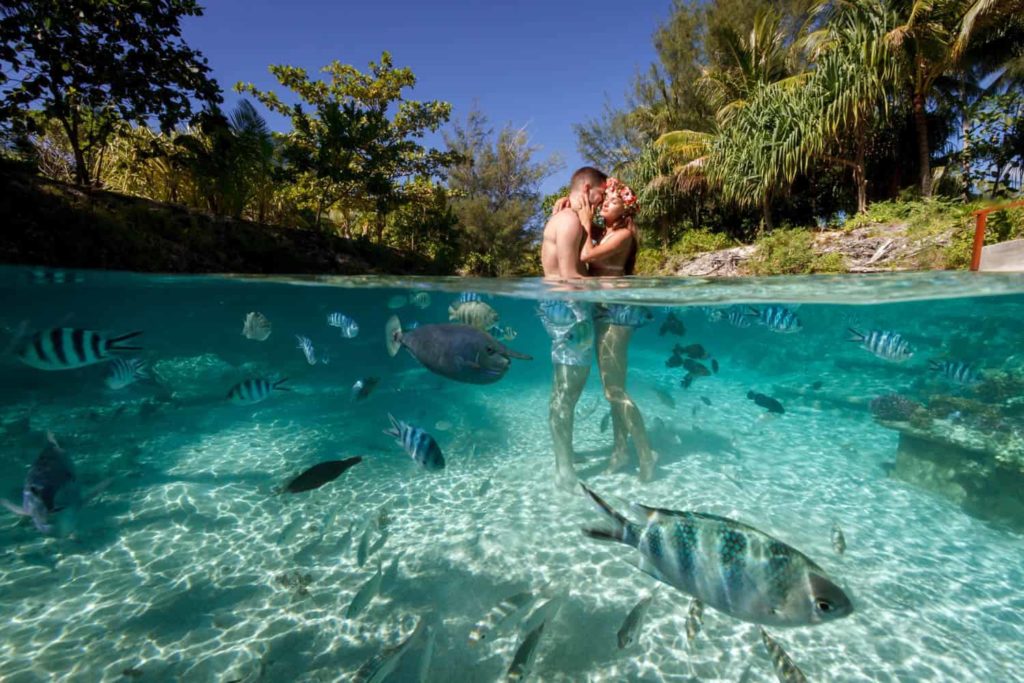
970,210 -> 988,272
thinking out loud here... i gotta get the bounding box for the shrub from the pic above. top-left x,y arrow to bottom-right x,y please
748,229 -> 817,275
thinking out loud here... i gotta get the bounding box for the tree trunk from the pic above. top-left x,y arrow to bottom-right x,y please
854,122 -> 868,214
760,194 -> 773,233
960,74 -> 971,201
912,89 -> 932,197
375,212 -> 386,244
659,216 -> 670,247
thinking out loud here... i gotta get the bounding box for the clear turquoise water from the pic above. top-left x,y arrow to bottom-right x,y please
1,266 -> 1024,682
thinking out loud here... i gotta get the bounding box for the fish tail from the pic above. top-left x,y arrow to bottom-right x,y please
385,316 -> 402,357
107,331 -> 143,352
580,484 -> 639,547
846,328 -> 865,343
927,360 -> 941,371
383,413 -> 401,440
273,377 -> 292,392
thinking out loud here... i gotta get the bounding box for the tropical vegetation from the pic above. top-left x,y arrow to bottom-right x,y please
1,0 -> 1022,275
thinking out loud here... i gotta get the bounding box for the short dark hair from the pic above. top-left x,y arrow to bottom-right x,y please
570,166 -> 607,191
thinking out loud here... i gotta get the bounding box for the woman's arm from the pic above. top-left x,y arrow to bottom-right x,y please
581,228 -> 632,264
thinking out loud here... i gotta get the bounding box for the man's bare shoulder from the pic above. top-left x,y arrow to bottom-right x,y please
545,208 -> 583,236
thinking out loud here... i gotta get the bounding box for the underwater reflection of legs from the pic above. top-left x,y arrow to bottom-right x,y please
596,323 -> 656,481
550,363 -> 590,491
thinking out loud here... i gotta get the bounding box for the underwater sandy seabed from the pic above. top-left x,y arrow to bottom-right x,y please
1,341 -> 1024,682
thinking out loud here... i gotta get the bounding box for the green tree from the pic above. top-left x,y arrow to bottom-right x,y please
0,0 -> 221,185
445,110 -> 562,276
237,53 -> 457,235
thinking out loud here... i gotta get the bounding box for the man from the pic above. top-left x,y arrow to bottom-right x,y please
538,166 -> 607,491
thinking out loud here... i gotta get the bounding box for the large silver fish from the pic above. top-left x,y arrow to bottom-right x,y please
386,316 -> 531,385
353,618 -> 425,683
580,484 -> 853,627
759,627 -> 809,683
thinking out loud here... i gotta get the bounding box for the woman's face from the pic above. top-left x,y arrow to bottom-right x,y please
600,194 -> 625,223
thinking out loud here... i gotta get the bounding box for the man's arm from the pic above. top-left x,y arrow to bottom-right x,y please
552,211 -> 585,279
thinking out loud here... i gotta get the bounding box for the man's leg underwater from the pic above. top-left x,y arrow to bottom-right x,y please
550,363 -> 590,491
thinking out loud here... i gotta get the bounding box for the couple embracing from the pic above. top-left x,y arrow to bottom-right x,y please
538,166 -> 655,492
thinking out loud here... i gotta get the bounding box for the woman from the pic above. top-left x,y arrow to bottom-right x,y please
555,178 -> 656,480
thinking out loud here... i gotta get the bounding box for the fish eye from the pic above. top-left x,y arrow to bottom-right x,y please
485,346 -> 495,355
815,599 -> 834,613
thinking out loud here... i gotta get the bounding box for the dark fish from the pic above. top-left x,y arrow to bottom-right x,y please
810,381 -> 823,390
17,328 -> 142,371
711,358 -> 719,374
682,359 -> 710,376
386,316 -> 531,384
580,484 -> 854,627
747,391 -> 785,414
659,312 -> 686,337
847,328 -> 913,362
691,405 -> 698,417
666,352 -> 684,368
284,457 -> 362,493
351,377 -> 380,401
1,434 -> 91,535
700,396 -> 711,406
228,377 -> 290,405
747,306 -> 802,333
675,344 -> 709,359
928,360 -> 979,385
682,374 -> 694,389
600,411 -> 611,433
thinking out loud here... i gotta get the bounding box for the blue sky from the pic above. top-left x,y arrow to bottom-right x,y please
181,0 -> 669,194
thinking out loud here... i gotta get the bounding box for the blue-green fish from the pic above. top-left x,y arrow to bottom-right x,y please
848,329 -> 913,362
747,306 -> 802,333
759,628 -> 809,683
227,377 -> 290,405
928,360 -> 979,384
18,328 -> 142,370
385,414 -> 445,471
579,484 -> 853,627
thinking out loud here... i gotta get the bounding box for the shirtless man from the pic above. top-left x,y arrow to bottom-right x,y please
539,166 -> 607,490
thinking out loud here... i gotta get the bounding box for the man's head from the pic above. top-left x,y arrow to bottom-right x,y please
569,166 -> 607,208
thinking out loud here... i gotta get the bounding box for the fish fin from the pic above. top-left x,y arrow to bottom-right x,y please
500,345 -> 533,361
273,377 -> 292,392
622,556 -> 670,584
927,360 -> 941,371
745,306 -> 759,317
846,328 -> 865,342
107,331 -> 143,352
579,483 -> 636,547
385,316 -> 403,357
1,498 -> 28,516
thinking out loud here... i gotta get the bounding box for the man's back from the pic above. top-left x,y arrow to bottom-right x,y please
541,209 -> 586,279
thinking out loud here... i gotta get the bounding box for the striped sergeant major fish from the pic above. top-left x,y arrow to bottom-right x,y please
385,414 -> 445,470
105,357 -> 150,390
848,329 -> 913,362
579,484 -> 854,627
929,360 -> 979,384
469,588 -> 541,645
747,306 -> 802,333
327,312 -> 359,338
17,328 -> 142,371
295,335 -> 317,365
726,307 -> 752,328
759,627 -> 809,683
457,291 -> 484,303
227,377 -> 290,405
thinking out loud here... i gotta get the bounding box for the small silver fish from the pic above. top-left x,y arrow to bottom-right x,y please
519,595 -> 563,636
653,387 -> 675,409
617,592 -> 656,649
477,479 -> 492,496
506,621 -> 546,682
346,563 -> 383,619
277,517 -> 305,546
383,553 -> 402,591
469,589 -> 538,645
831,523 -> 846,556
576,396 -> 599,420
353,618 -> 425,683
387,294 -> 409,310
242,312 -> 272,341
357,527 -> 371,567
338,525 -> 354,555
685,598 -> 704,643
759,628 -> 809,683
368,527 -> 389,557
296,335 -> 317,365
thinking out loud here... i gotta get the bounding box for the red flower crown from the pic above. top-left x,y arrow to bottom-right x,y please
604,177 -> 638,213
